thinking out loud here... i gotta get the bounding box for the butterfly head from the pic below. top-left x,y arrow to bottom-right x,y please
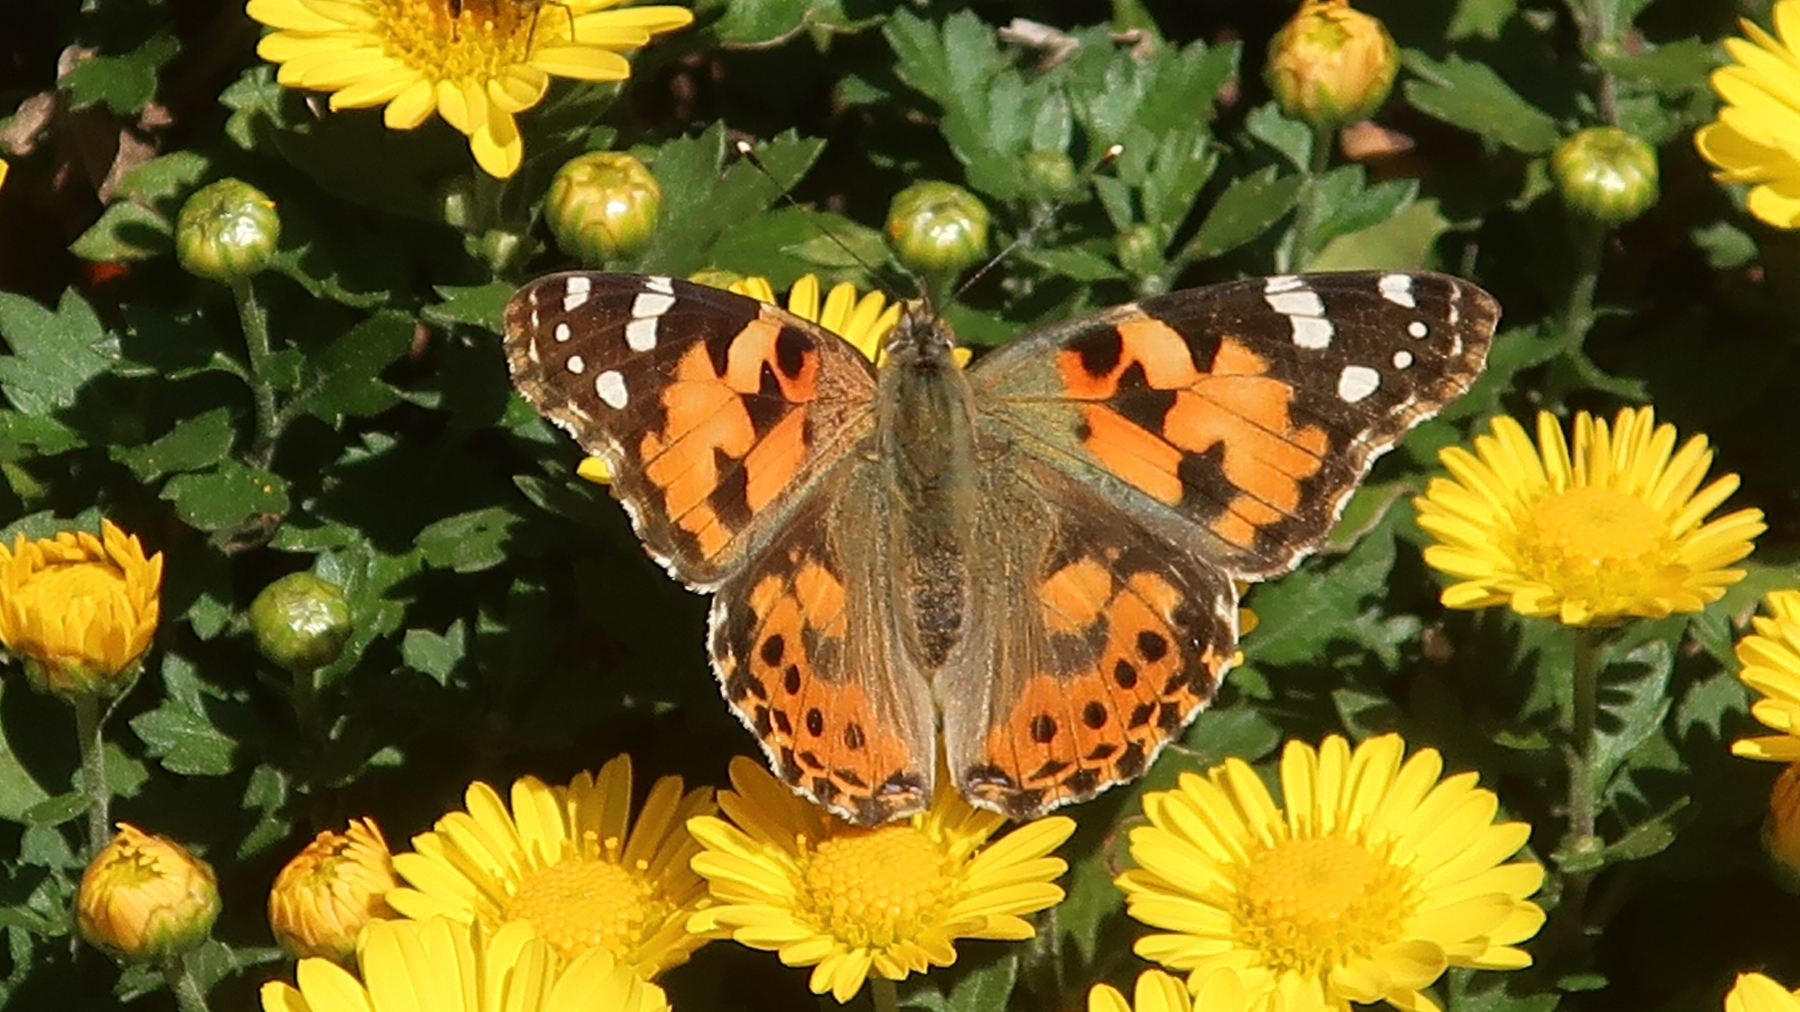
882,300 -> 962,370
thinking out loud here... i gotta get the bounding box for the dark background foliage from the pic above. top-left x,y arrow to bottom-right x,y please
1,0 -> 1799,1009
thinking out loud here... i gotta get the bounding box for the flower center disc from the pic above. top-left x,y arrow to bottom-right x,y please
802,826 -> 948,947
506,856 -> 656,960
1236,835 -> 1412,976
1517,485 -> 1672,597
377,0 -> 539,77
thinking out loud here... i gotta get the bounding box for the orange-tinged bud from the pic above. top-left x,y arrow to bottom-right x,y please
1266,0 -> 1398,132
1764,762 -> 1800,892
78,824 -> 220,964
269,818 -> 399,961
0,519 -> 162,699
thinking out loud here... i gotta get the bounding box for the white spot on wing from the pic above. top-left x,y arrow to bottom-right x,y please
554,322 -> 572,342
595,369 -> 628,409
644,275 -> 674,294
1392,350 -> 1414,369
1338,364 -> 1381,403
1291,316 -> 1334,349
1264,275 -> 1305,293
565,355 -> 586,375
1266,289 -> 1325,317
626,317 -> 659,352
1379,273 -> 1416,308
1407,321 -> 1429,339
563,275 -> 591,311
632,291 -> 675,320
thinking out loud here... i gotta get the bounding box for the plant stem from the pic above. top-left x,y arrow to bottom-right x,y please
1555,626 -> 1607,957
165,954 -> 211,1012
73,693 -> 111,860
871,977 -> 899,1012
231,276 -> 280,470
1282,125 -> 1335,273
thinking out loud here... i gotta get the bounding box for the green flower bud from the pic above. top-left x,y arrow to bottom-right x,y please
1023,150 -> 1079,197
1266,0 -> 1398,132
175,179 -> 281,281
884,181 -> 991,276
545,152 -> 662,265
1551,126 -> 1659,227
1114,224 -> 1165,277
250,572 -> 353,675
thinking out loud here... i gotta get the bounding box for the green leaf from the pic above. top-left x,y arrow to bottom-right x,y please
111,407 -> 236,481
1020,243 -> 1127,282
61,35 -> 179,115
945,954 -> 1018,1012
68,202 -> 172,263
130,703 -> 237,777
710,0 -> 871,46
426,282 -> 516,330
710,207 -> 891,284
403,620 -> 467,685
417,507 -> 521,573
1590,639 -> 1674,801
1602,796 -> 1690,863
1597,39 -> 1719,95
0,288 -> 115,416
1448,0 -> 1517,40
291,312 -> 412,423
0,683 -> 49,822
1180,167 -> 1303,262
633,126 -> 826,277
1402,52 -> 1560,153
1245,102 -> 1313,171
22,793 -> 88,829
161,460 -> 292,531
1309,199 -> 1452,271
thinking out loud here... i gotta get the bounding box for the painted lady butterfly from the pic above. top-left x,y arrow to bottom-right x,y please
504,271 -> 1497,824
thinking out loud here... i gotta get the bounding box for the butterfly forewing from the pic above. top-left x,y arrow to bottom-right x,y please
504,272 -> 879,589
971,271 -> 1498,580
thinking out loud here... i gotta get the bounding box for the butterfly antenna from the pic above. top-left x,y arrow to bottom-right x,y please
953,143 -> 1123,301
731,139 -> 906,302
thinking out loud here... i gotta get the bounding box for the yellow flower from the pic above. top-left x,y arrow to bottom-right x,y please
578,273 -> 908,485
245,0 -> 694,179
386,754 -> 714,977
0,518 -> 162,698
78,824 -> 220,964
1412,408 -> 1764,627
268,818 -> 400,961
1090,968 -> 1262,1012
687,756 -> 1075,1003
1731,590 -> 1800,763
1265,0 -> 1398,132
1695,0 -> 1800,228
1728,972 -> 1800,1012
260,916 -> 668,1012
1117,734 -> 1544,1012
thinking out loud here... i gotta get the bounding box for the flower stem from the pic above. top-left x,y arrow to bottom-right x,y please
164,953 -> 212,1012
1553,625 -> 1607,964
73,693 -> 111,861
871,977 -> 899,1012
1281,125 -> 1335,273
231,276 -> 280,470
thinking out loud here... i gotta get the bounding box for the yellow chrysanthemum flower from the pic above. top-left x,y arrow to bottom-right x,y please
245,0 -> 694,179
577,273 -> 911,485
268,818 -> 400,962
386,754 -> 715,977
261,917 -> 669,1012
686,756 -> 1075,1003
1728,972 -> 1800,1012
1117,734 -> 1544,1012
1412,408 -> 1764,627
0,519 -> 163,698
1731,590 -> 1800,763
1695,0 -> 1800,228
1090,968 -> 1263,1012
78,823 -> 220,964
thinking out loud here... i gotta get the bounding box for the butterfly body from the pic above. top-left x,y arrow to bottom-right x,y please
504,270 -> 1498,825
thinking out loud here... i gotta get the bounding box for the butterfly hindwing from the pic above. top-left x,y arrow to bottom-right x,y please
504,273 -> 880,589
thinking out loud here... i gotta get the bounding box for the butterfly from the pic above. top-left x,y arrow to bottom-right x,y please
503,271 -> 1497,825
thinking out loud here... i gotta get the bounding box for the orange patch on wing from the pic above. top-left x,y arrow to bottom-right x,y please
1080,406 -> 1184,504
1039,558 -> 1113,634
639,325 -> 821,561
792,559 -> 847,638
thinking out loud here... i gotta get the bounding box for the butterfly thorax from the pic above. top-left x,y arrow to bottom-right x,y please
877,304 -> 979,672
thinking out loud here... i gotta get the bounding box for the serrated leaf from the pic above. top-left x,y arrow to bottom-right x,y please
22,793 -> 88,829
417,507 -> 520,573
1309,199 -> 1451,271
946,954 -> 1018,1012
427,282 -> 515,330
112,407 -> 236,481
1590,639 -> 1674,800
1245,102 -> 1313,170
0,683 -> 48,822
68,201 -> 172,263
0,289 -> 114,416
1402,52 -> 1560,153
61,36 -> 178,115
1181,168 -> 1303,262
131,699 -> 237,777
403,620 -> 467,684
1020,244 -> 1127,282
711,0 -> 866,46
1448,0 -> 1517,40
291,312 -> 412,423
161,460 -> 291,531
